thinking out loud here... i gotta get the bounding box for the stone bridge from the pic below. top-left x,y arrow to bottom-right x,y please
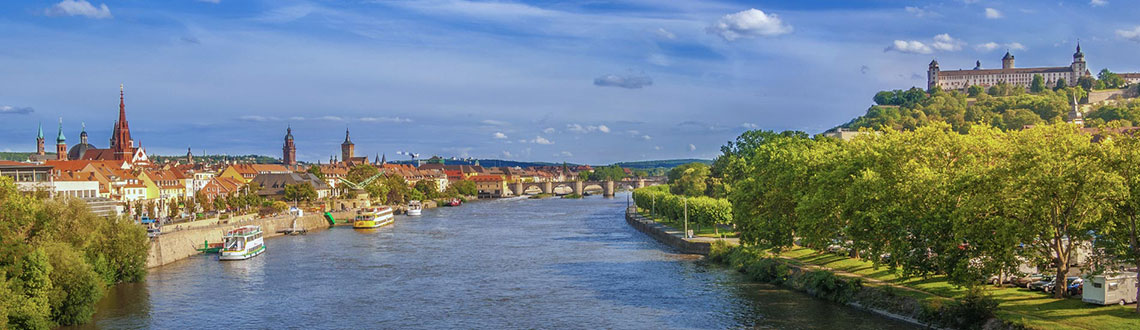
511,178 -> 665,197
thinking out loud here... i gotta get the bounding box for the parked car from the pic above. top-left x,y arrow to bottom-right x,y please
1068,281 -> 1083,296
1016,274 -> 1047,288
146,227 -> 161,238
1029,276 -> 1055,291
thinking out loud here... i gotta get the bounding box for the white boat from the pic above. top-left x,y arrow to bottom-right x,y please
219,225 -> 265,261
407,200 -> 423,216
354,207 -> 395,229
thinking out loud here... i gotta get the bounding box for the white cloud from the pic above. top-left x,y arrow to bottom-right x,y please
359,116 -> 412,123
984,8 -> 1003,19
885,40 -> 933,54
597,125 -> 610,133
626,130 -> 640,135
641,135 -> 652,140
542,127 -> 555,134
594,74 -> 652,89
975,41 -> 1026,52
481,119 -> 509,126
654,146 -> 662,151
318,116 -> 343,121
647,54 -> 670,67
559,151 -> 573,157
530,136 -> 553,145
567,124 -> 587,133
905,6 -> 935,17
654,28 -> 676,40
493,132 -> 508,139
0,105 -> 34,114
501,150 -> 513,158
688,144 -> 697,151
239,115 -> 278,122
741,122 -> 760,129
1090,0 -> 1108,6
931,34 -> 965,51
706,8 -> 792,41
198,0 -> 221,3
1117,26 -> 1140,42
566,124 -> 610,134
45,0 -> 112,19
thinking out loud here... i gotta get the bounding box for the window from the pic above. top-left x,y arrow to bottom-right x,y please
1109,283 -> 1118,291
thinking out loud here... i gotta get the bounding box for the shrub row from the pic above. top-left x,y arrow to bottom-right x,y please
632,186 -> 731,229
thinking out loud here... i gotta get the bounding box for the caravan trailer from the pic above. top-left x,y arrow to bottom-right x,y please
1082,272 -> 1138,306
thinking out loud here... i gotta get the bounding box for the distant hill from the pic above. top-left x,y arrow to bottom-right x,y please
612,159 -> 712,169
390,159 -> 571,168
0,152 -> 45,161
150,154 -> 281,164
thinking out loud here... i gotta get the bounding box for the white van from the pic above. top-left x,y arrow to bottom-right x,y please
1083,272 -> 1138,306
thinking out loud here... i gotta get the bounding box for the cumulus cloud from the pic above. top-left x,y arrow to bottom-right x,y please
741,122 -> 760,129
0,106 -> 34,115
501,151 -> 513,158
707,8 -> 792,41
905,6 -> 935,17
542,127 -> 555,134
45,0 -> 112,19
238,115 -> 278,122
559,151 -> 573,157
688,144 -> 697,151
493,132 -> 507,139
931,34 -> 965,51
641,135 -> 652,140
974,41 -> 1026,52
654,146 -> 662,151
566,124 -> 611,134
984,8 -> 1003,19
885,40 -> 933,54
481,119 -> 509,126
530,136 -> 553,145
360,116 -> 412,123
654,28 -> 676,40
1117,26 -> 1140,42
1090,0 -> 1108,6
594,74 -> 653,89
597,125 -> 610,133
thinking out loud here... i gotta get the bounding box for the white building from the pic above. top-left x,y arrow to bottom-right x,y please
928,45 -> 1090,91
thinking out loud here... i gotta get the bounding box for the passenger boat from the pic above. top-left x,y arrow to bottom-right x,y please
407,200 -> 423,216
353,207 -> 395,229
219,225 -> 265,261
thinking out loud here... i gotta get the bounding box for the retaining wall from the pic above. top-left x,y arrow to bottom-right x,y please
146,211 -> 352,268
625,209 -> 716,255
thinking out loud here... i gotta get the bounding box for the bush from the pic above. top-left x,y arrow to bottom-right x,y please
632,186 -> 731,229
921,287 -> 1000,330
795,270 -> 862,304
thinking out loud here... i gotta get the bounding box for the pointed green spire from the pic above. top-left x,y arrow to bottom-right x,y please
37,122 -> 43,139
56,118 -> 66,143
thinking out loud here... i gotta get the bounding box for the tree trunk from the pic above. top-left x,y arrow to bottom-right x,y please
1055,259 -> 1067,299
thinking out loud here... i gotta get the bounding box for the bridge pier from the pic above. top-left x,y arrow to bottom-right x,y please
542,182 -> 553,195
573,181 -> 583,195
604,180 -> 614,198
513,182 -> 524,196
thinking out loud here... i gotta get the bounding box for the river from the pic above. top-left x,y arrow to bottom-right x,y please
70,192 -> 916,329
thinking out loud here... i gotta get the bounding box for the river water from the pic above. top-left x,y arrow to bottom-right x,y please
72,192 -> 915,329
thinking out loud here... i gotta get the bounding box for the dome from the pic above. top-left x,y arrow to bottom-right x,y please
68,143 -> 96,160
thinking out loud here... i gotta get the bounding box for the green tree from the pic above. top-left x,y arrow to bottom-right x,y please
283,183 -> 318,203
307,165 -> 325,181
413,180 -> 439,200
1078,76 -> 1096,91
967,85 -> 985,97
1054,78 -> 1067,91
999,124 -> 1123,298
450,180 -> 477,196
1030,74 -> 1047,93
44,243 -> 103,326
1100,132 -> 1140,312
1099,68 -> 1127,89
667,163 -> 710,197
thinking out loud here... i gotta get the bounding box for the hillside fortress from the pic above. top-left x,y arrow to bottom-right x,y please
928,45 -> 1091,91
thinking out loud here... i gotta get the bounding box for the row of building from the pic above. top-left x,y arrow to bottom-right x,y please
927,44 -> 1140,91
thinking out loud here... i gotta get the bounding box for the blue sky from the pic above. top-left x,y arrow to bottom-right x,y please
1,0 -> 1139,164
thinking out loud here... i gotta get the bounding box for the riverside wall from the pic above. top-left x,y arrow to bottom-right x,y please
625,208 -> 717,255
146,211 -> 353,268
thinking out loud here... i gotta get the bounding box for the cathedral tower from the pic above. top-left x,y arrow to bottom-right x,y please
109,84 -> 135,161
341,128 -> 354,162
283,127 -> 297,166
36,122 -> 45,156
55,118 -> 67,160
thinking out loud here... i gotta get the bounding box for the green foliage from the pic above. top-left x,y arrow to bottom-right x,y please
283,183 -> 318,202
795,270 -> 862,304
666,163 -> 710,197
1098,68 -> 1127,89
632,186 -> 732,230
587,165 -> 628,181
450,180 -> 477,196
967,85 -> 984,97
847,87 -> 1081,132
0,176 -> 149,328
307,165 -> 325,181
1054,78 -> 1067,91
1029,74 -> 1047,93
923,287 -> 1000,330
561,193 -> 583,199
413,180 -> 440,200
873,87 -> 929,107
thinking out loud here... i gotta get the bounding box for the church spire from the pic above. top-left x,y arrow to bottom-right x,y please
37,122 -> 43,139
56,117 -> 66,143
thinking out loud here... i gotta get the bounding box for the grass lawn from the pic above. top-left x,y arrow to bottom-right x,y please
778,246 -> 1140,330
635,208 -> 738,238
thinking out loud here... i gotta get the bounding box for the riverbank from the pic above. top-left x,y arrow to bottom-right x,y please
146,210 -> 354,268
624,206 -> 736,254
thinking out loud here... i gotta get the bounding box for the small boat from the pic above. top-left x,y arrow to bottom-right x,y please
407,200 -> 423,216
353,207 -> 395,229
219,225 -> 265,261
447,198 -> 462,207
197,240 -> 223,254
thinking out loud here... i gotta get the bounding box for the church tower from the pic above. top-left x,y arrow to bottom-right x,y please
341,128 -> 354,162
55,118 -> 67,160
109,84 -> 135,161
1072,43 -> 1087,86
927,59 -> 940,91
36,122 -> 45,156
1002,51 -> 1015,69
283,127 -> 297,166
186,147 -> 194,164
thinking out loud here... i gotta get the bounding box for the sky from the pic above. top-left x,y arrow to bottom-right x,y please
1,0 -> 1139,164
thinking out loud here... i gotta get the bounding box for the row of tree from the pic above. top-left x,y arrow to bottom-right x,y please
0,177 -> 150,328
713,124 -> 1140,302
632,185 -> 733,235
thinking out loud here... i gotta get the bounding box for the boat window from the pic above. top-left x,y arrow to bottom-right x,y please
1109,283 -> 1118,291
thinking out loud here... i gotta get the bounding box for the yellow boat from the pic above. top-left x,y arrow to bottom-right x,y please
353,207 -> 394,229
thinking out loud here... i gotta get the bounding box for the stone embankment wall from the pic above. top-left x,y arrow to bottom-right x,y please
146,211 -> 353,268
625,209 -> 715,255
